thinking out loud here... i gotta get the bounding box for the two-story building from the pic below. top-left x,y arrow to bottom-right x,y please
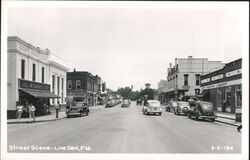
66,69 -> 102,106
162,56 -> 224,102
7,36 -> 69,119
200,58 -> 242,122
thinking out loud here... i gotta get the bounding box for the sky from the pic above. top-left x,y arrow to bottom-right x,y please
7,3 -> 245,91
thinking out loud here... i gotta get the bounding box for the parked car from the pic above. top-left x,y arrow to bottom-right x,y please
143,100 -> 163,116
121,99 -> 131,108
187,101 -> 216,122
165,101 -> 178,112
105,99 -> 115,107
136,99 -> 142,105
173,101 -> 190,115
66,101 -> 89,117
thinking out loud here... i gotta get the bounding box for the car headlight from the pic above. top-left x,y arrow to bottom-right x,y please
66,109 -> 69,112
77,108 -> 81,112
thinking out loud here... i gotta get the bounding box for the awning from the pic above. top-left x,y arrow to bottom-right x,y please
19,89 -> 60,98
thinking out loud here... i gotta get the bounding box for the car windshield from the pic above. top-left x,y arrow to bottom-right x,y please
201,103 -> 212,107
178,102 -> 189,106
74,102 -> 83,107
171,102 -> 178,106
148,101 -> 160,105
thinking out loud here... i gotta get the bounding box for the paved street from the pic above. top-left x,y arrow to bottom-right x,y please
8,102 -> 241,153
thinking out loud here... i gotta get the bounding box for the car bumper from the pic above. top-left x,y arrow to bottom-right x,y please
147,110 -> 163,113
66,112 -> 80,116
199,115 -> 217,119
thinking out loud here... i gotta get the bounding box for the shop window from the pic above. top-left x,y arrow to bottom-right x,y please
52,75 -> 55,93
41,67 -> 45,83
67,80 -> 72,89
184,74 -> 189,86
21,59 -> 25,79
32,63 -> 36,81
76,80 -> 81,90
236,85 -> 242,107
57,76 -> 60,95
195,74 -> 200,85
61,78 -> 64,103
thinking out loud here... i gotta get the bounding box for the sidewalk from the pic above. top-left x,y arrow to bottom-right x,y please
7,111 -> 67,124
7,105 -> 105,124
215,111 -> 241,127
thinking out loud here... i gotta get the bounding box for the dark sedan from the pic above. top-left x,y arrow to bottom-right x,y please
187,101 -> 216,122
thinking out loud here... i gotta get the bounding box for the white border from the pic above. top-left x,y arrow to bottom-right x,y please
1,1 -> 249,160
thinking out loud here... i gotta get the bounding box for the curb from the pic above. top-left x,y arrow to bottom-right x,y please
7,116 -> 66,124
216,115 -> 235,121
215,119 -> 240,127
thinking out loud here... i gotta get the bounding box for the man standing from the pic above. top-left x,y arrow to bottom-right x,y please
55,101 -> 60,118
29,103 -> 36,123
16,102 -> 23,120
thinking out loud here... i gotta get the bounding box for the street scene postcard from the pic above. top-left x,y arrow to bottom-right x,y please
1,1 -> 249,160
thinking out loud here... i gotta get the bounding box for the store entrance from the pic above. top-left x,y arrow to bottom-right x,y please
19,90 -> 51,117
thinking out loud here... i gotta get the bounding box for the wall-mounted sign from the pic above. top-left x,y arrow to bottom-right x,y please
201,78 -> 210,84
211,74 -> 223,81
19,79 -> 50,91
225,69 -> 241,77
201,79 -> 241,90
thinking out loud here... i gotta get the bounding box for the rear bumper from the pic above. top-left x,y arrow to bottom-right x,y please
147,110 -> 163,113
199,115 -> 217,119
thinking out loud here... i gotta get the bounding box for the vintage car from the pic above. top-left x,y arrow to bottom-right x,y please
136,99 -> 142,105
121,99 -> 131,108
66,101 -> 89,117
187,101 -> 216,122
105,99 -> 119,107
173,101 -> 190,115
143,100 -> 163,116
165,101 -> 178,112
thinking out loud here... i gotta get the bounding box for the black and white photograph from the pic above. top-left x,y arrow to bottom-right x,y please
1,1 -> 249,160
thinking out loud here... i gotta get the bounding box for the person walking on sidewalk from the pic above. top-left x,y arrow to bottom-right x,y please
55,101 -> 60,118
16,102 -> 24,120
28,103 -> 36,123
237,124 -> 242,132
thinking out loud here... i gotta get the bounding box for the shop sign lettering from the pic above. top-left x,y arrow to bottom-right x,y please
226,69 -> 241,77
211,74 -> 223,81
201,79 -> 241,90
19,79 -> 50,91
201,78 -> 210,84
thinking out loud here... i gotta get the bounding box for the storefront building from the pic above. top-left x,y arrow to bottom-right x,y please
7,36 -> 69,119
161,56 -> 224,102
200,58 -> 242,122
67,69 -> 102,106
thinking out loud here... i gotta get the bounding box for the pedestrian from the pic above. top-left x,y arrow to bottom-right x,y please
222,99 -> 226,112
237,124 -> 242,132
55,101 -> 60,118
16,102 -> 24,120
28,103 -> 36,122
43,102 -> 48,115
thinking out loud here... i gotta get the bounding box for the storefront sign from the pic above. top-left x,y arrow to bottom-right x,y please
19,79 -> 50,91
201,78 -> 210,84
226,69 -> 241,77
211,74 -> 223,81
201,79 -> 241,90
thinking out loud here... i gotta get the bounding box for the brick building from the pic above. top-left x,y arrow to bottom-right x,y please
200,58 -> 242,122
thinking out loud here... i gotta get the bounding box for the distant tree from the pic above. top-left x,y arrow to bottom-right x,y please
117,87 -> 132,99
141,88 -> 154,100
